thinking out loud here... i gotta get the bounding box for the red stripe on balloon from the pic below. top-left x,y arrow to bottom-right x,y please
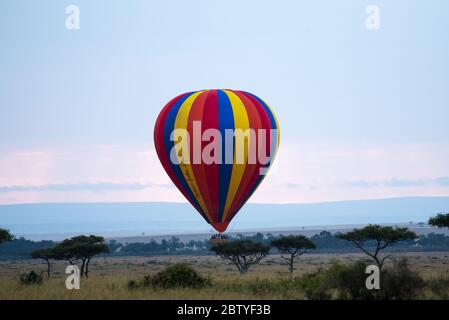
202,90 -> 220,223
187,91 -> 214,223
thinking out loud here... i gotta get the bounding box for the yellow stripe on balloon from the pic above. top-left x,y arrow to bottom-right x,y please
221,90 -> 250,222
174,91 -> 213,222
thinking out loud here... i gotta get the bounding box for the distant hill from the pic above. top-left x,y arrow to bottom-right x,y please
0,196 -> 448,240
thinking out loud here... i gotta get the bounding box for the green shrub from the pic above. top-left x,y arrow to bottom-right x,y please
379,258 -> 425,300
296,258 -> 425,300
297,271 -> 331,300
332,258 -> 424,300
426,277 -> 449,299
129,263 -> 211,289
326,261 -> 378,299
19,270 -> 43,285
127,279 -> 138,290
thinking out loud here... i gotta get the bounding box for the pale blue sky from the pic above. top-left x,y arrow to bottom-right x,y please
1,0 -> 448,204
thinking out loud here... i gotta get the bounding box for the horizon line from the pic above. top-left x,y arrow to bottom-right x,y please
1,195 -> 449,207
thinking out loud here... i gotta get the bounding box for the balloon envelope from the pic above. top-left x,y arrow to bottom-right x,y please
154,90 -> 280,232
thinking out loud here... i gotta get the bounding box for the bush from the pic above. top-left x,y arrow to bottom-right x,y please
19,270 -> 43,285
129,263 -> 211,289
326,261 -> 374,300
297,271 -> 332,300
296,258 -> 425,300
379,258 -> 425,300
426,277 -> 449,299
127,279 -> 139,290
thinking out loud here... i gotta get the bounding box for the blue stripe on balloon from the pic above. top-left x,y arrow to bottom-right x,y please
242,91 -> 277,129
163,91 -> 209,222
242,91 -> 278,164
217,90 -> 235,222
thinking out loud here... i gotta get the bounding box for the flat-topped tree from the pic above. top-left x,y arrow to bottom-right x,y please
53,235 -> 109,277
210,240 -> 269,274
0,227 -> 13,244
270,235 -> 316,273
52,241 -> 78,265
69,235 -> 109,277
31,248 -> 55,277
336,224 -> 417,271
428,213 -> 449,229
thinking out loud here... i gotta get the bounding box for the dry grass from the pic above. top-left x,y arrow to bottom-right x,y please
0,252 -> 448,300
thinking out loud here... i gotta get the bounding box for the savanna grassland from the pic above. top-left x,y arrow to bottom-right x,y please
1,252 -> 449,300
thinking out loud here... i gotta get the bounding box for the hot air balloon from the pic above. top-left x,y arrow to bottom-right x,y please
154,89 -> 280,235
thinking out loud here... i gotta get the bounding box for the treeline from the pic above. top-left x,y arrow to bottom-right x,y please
0,238 -> 56,259
1,231 -> 449,260
111,231 -> 449,256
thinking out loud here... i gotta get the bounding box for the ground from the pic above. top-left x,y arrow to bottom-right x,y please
0,252 -> 448,299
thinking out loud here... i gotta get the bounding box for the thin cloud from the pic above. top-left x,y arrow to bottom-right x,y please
338,177 -> 449,188
385,178 -> 427,187
339,180 -> 380,188
0,182 -> 174,193
279,182 -> 302,189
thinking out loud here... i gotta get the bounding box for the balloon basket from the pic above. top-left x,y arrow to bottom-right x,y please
209,233 -> 229,244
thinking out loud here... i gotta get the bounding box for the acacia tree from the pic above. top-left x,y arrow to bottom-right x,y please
31,248 -> 55,277
210,240 -> 269,274
270,235 -> 316,273
73,235 -> 109,277
0,227 -> 13,244
52,240 -> 78,265
53,235 -> 109,277
428,213 -> 449,229
336,224 -> 417,271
